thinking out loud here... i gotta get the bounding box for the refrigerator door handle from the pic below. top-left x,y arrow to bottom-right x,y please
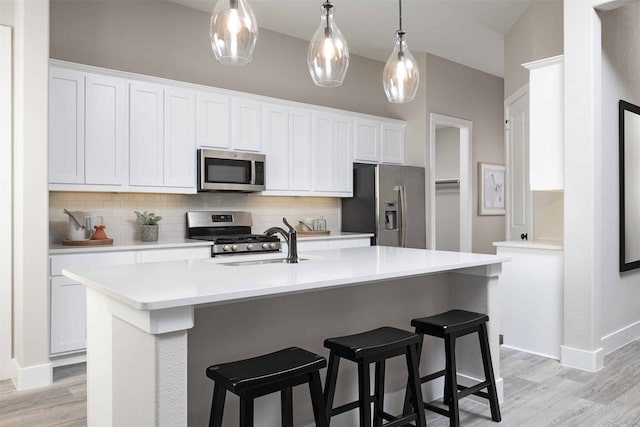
399,184 -> 408,247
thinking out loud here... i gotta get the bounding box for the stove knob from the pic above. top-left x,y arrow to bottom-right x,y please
246,244 -> 253,250
222,245 -> 231,252
231,245 -> 238,252
262,243 -> 270,249
269,243 -> 277,249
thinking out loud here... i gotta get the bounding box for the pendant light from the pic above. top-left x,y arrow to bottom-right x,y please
209,0 -> 258,66
307,1 -> 349,87
383,0 -> 419,103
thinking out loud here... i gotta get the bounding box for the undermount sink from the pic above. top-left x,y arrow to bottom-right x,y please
219,255 -> 317,266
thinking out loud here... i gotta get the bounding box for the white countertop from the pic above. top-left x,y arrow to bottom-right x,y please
49,232 -> 373,255
493,240 -> 563,251
63,246 -> 509,311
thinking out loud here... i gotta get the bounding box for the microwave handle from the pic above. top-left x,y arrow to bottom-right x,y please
251,161 -> 256,185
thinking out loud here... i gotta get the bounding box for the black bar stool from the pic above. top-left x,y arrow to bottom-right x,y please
206,347 -> 329,427
323,326 -> 427,427
404,309 -> 501,427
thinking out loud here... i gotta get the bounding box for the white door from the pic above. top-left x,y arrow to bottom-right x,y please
164,88 -> 195,189
334,115 -> 353,193
49,67 -> 85,184
50,277 -> 87,354
381,122 -> 405,164
232,97 -> 262,152
505,89 -> 532,241
84,74 -> 127,185
289,108 -> 311,191
263,104 -> 290,191
353,118 -> 380,163
129,82 -> 164,187
197,92 -> 230,149
311,112 -> 334,192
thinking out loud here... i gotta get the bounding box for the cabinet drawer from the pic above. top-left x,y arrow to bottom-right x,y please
50,251 -> 137,276
138,247 -> 211,263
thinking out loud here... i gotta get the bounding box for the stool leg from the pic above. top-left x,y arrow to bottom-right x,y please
402,334 -> 423,416
407,343 -> 427,427
281,388 -> 293,427
240,396 -> 254,427
323,351 -> 340,421
443,352 -> 452,405
357,361 -> 372,427
373,361 -> 385,427
209,383 -> 226,427
444,335 -> 460,427
479,323 -> 502,422
308,371 -> 329,427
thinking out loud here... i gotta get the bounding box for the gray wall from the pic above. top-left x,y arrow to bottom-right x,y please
425,54 -> 505,254
50,0 -> 506,254
599,2 -> 640,338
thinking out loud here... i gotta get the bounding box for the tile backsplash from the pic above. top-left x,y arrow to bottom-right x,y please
49,192 -> 341,244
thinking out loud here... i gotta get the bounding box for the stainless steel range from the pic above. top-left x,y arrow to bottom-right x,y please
186,211 -> 281,257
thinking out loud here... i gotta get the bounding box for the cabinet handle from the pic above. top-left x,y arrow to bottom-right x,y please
521,233 -> 528,241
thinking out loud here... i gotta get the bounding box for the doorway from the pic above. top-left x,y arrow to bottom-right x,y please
429,113 -> 472,252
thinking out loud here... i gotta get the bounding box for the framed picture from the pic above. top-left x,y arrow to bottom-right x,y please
479,163 -> 506,215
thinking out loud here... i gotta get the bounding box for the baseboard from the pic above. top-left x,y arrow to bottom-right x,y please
560,345 -> 604,372
50,351 -> 86,368
501,344 -> 560,360
13,359 -> 53,390
601,319 -> 640,355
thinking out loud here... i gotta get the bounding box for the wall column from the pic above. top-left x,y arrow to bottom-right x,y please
11,0 -> 52,389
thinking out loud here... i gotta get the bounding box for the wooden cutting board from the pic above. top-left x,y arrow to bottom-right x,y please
296,230 -> 330,236
62,238 -> 114,246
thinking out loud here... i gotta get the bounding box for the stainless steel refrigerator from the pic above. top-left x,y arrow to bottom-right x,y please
342,163 -> 426,248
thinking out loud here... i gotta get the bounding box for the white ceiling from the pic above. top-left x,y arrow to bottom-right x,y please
169,0 -> 533,77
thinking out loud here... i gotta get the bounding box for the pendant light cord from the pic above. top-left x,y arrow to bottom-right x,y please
398,0 -> 402,32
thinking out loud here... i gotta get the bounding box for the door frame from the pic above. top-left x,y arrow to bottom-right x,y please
428,113 -> 472,252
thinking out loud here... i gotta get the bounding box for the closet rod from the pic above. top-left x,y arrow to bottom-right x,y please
435,179 -> 460,185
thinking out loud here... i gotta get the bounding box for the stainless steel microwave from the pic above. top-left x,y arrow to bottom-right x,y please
198,149 -> 265,192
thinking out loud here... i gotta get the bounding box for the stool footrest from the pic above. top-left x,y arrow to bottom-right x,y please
331,398 -> 371,416
420,369 -> 445,384
424,402 -> 450,417
382,414 -> 419,427
457,381 -> 490,400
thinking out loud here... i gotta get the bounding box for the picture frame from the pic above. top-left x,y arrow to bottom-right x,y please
479,163 -> 506,216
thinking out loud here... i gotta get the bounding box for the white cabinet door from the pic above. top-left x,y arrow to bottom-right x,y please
138,247 -> 211,263
312,112 -> 334,192
50,276 -> 86,354
353,118 -> 380,163
289,108 -> 311,191
232,97 -> 262,152
263,103 -> 290,191
334,115 -> 353,193
197,92 -> 230,149
164,88 -> 195,189
49,67 -> 85,184
129,82 -> 164,187
84,74 -> 127,185
381,122 -> 405,164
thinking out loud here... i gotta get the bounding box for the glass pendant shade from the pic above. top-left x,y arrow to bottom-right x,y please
210,0 -> 258,66
307,2 -> 349,87
383,31 -> 419,103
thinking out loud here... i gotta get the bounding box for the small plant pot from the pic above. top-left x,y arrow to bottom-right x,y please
141,224 -> 159,242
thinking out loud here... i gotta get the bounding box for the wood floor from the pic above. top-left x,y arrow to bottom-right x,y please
1,341 -> 639,426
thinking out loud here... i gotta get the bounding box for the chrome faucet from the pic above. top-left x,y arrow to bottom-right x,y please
265,217 -> 298,263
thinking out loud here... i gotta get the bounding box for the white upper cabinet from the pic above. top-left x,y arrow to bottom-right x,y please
232,97 -> 262,152
263,103 -> 290,191
353,117 -> 405,165
381,122 -> 405,164
49,67 -> 85,184
523,55 -> 564,191
311,113 -> 352,195
334,115 -> 353,193
84,74 -> 127,185
164,88 -> 195,188
197,92 -> 231,149
129,82 -> 164,187
288,108 -> 312,191
353,118 -> 380,163
312,112 -> 334,192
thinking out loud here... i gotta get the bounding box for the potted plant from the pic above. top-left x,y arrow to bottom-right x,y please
134,211 -> 163,242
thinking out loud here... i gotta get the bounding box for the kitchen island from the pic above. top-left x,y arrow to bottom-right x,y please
63,246 -> 509,426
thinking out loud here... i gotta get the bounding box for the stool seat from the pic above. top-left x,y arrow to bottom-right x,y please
324,326 -> 420,360
206,347 -> 326,394
411,309 -> 489,337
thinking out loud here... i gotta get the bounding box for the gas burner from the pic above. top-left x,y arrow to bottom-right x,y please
186,211 -> 282,257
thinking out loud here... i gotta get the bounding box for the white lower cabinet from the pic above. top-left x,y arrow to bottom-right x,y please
49,246 -> 210,363
50,276 -> 87,355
